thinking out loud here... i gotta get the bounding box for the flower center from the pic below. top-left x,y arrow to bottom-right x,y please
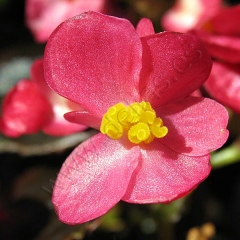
100,101 -> 168,144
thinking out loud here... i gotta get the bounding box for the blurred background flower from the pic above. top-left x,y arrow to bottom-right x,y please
25,0 -> 115,42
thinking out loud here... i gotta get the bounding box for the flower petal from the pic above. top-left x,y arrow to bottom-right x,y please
193,30 -> 240,63
42,117 -> 87,136
52,133 -> 139,224
206,5 -> 240,36
122,141 -> 211,203
204,61 -> 240,114
64,111 -> 101,129
139,32 -> 212,107
158,96 -> 229,156
44,11 -> 141,118
31,58 -> 54,96
136,18 -> 155,37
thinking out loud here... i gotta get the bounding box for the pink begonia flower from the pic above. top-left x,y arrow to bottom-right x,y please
44,12 -> 229,224
162,1 -> 240,113
191,5 -> 240,64
204,62 -> 240,114
25,0 -> 111,42
162,0 -> 222,32
194,6 -> 240,113
0,59 -> 87,137
0,79 -> 52,137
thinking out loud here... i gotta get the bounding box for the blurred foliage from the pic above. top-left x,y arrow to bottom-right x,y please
0,57 -> 32,95
0,130 -> 97,156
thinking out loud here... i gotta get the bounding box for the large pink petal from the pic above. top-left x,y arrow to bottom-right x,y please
139,32 -> 212,107
52,133 -> 140,224
204,62 -> 240,114
193,30 -> 240,63
157,97 -> 229,156
64,111 -> 102,129
44,11 -> 141,118
122,141 -> 211,203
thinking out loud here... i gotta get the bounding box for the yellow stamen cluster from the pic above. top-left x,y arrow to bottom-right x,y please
100,101 -> 168,144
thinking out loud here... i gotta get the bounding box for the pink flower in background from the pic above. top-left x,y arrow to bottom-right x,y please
162,0 -> 240,113
191,5 -> 240,64
0,79 -> 52,137
0,59 -> 87,137
25,0 -> 110,42
162,0 -> 222,32
44,12 -> 228,224
204,62 -> 240,114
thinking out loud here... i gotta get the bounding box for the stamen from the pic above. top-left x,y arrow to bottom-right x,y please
100,101 -> 168,144
128,123 -> 150,143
